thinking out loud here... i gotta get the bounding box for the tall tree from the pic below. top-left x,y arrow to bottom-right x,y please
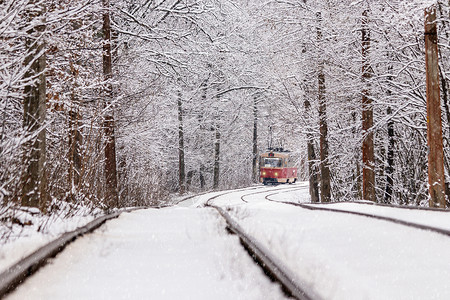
361,9 -> 376,202
384,103 -> 395,204
67,61 -> 82,202
21,0 -> 48,209
425,5 -> 446,208
304,94 -> 320,203
317,12 -> 331,203
103,0 -> 119,207
213,110 -> 221,190
252,94 -> 259,183
178,90 -> 186,194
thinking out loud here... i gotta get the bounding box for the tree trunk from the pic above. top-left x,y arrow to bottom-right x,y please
252,94 -> 259,183
425,5 -> 446,208
381,63 -> 395,204
361,9 -> 376,202
178,91 -> 186,194
350,111 -> 362,199
199,164 -> 206,189
103,0 -> 119,208
384,106 -> 395,203
117,144 -> 128,206
317,12 -> 331,203
199,78 -> 208,190
213,125 -> 220,190
21,1 -> 47,209
68,62 -> 82,202
304,97 -> 320,203
186,170 -> 194,189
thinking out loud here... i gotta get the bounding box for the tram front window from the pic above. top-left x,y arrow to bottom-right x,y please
263,158 -> 282,168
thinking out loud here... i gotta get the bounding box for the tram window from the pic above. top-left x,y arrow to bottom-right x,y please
263,158 -> 282,168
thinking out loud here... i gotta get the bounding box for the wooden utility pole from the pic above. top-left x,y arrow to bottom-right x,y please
178,91 -> 186,194
21,1 -> 48,209
425,5 -> 446,208
102,0 -> 119,207
317,12 -> 331,203
361,9 -> 376,202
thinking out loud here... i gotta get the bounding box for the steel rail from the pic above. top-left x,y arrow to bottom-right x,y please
204,186 -> 265,206
0,208 -> 142,298
324,200 -> 450,212
1,185 -> 310,299
205,186 -> 318,300
264,191 -> 450,238
240,185 -> 308,203
209,204 -> 317,300
174,184 -> 267,207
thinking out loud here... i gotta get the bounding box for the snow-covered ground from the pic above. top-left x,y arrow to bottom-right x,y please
4,182 -> 450,299
6,207 -> 286,300
228,201 -> 450,299
301,201 -> 450,231
0,204 -> 100,274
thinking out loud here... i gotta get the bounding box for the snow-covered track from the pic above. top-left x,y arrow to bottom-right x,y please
171,190 -> 214,206
335,200 -> 450,212
0,208 -> 142,298
264,192 -> 450,238
205,186 -> 316,300
209,204 -> 315,300
174,185 -> 269,207
240,185 -> 308,203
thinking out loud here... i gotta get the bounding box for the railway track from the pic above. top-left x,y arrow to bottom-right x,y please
225,184 -> 450,299
263,189 -> 450,238
175,184 -> 267,206
327,199 -> 450,212
0,208 -> 143,298
5,184 -> 447,299
240,185 -> 308,203
206,185 -> 317,300
1,185 -> 306,299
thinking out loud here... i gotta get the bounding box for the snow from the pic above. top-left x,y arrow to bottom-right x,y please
0,205 -> 99,274
5,207 -> 286,300
4,182 -> 450,299
302,202 -> 450,231
206,183 -> 450,299
229,201 -> 450,299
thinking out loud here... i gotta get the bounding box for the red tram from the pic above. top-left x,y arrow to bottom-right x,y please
259,149 -> 298,185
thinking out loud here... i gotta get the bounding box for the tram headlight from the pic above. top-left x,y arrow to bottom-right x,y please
275,172 -> 278,177
262,171 -> 266,176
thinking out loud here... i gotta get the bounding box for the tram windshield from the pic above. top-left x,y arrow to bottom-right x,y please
263,157 -> 282,168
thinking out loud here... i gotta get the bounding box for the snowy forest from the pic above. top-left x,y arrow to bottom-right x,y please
1,0 -> 449,216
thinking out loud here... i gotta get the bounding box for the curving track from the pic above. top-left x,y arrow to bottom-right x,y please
207,183 -> 450,299
263,191 -> 450,238
205,184 -> 316,300
1,185 -> 305,300
4,183 -> 450,299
